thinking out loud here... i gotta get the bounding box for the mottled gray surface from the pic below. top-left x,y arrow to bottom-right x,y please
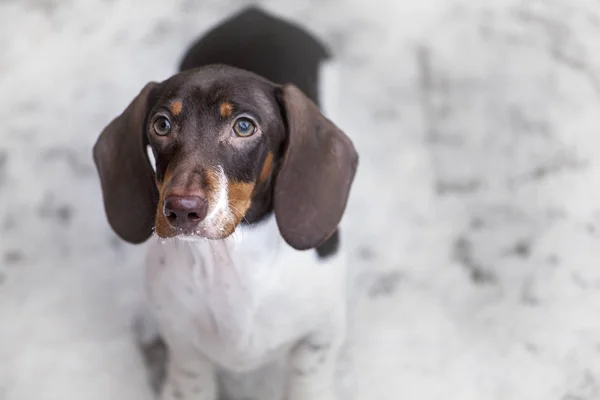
1,0 -> 600,399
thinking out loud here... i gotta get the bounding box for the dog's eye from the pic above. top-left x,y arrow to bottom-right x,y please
233,118 -> 256,137
153,117 -> 171,136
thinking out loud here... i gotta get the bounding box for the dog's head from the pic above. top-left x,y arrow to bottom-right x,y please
93,65 -> 358,250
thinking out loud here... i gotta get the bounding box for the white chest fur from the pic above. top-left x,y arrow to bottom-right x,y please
144,214 -> 346,373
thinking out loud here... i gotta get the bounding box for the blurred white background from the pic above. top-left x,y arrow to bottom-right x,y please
1,0 -> 600,399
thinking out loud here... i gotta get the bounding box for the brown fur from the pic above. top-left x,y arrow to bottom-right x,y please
259,152 -> 274,183
226,181 -> 255,232
154,168 -> 176,237
170,100 -> 183,116
204,168 -> 220,198
219,102 -> 234,118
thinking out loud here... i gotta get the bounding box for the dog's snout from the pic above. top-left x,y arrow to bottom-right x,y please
163,195 -> 208,229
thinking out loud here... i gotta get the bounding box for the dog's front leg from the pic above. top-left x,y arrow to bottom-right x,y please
161,349 -> 217,400
286,332 -> 343,400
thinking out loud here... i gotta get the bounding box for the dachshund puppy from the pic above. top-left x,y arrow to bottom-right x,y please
93,7 -> 358,400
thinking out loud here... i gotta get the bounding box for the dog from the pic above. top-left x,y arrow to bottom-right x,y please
93,7 -> 358,400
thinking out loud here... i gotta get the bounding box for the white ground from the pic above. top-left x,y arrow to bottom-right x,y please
2,0 -> 600,399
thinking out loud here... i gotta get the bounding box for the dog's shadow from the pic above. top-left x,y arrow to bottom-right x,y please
139,336 -> 169,395
138,338 -> 269,400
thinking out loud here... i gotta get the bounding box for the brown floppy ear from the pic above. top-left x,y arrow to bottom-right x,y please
93,83 -> 159,244
275,84 -> 359,250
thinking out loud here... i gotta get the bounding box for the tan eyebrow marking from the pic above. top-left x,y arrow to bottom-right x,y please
220,102 -> 234,118
170,100 -> 183,116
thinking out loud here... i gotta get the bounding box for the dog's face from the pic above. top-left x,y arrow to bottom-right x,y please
147,68 -> 286,240
94,65 -> 358,250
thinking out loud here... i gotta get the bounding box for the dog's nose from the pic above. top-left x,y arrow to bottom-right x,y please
163,195 -> 208,229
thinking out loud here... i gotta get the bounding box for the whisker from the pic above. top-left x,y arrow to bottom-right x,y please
230,227 -> 243,245
228,202 -> 250,225
227,203 -> 250,244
